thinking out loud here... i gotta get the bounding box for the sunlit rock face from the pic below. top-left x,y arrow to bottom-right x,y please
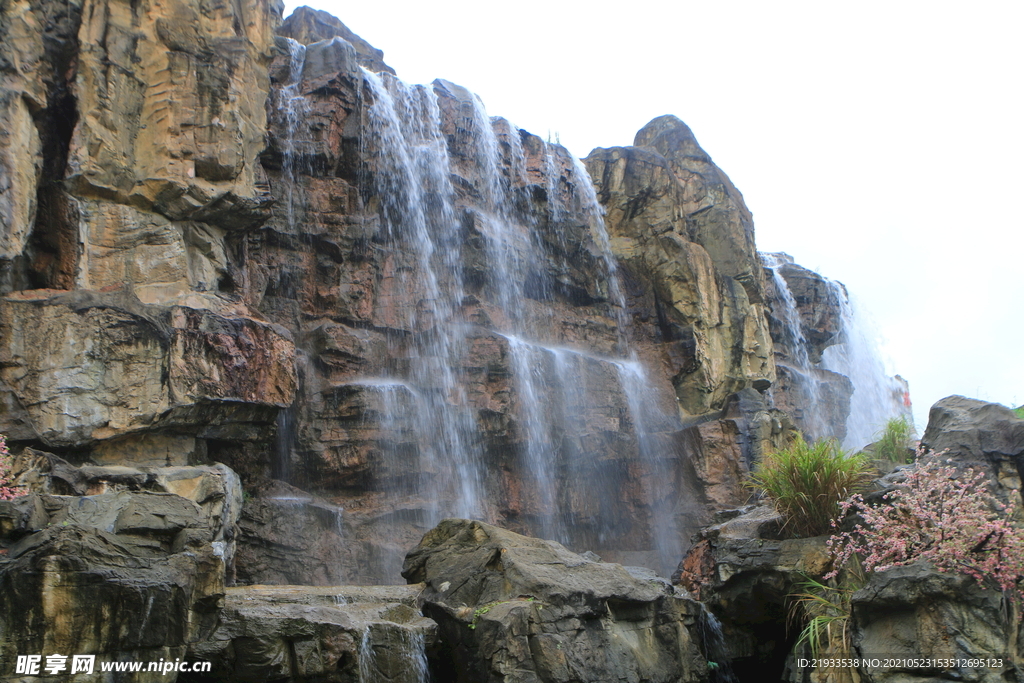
584,116 -> 775,418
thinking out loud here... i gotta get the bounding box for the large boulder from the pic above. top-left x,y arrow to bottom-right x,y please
0,525 -> 224,682
851,563 -> 1022,683
402,518 -> 710,683
921,395 -> 1024,503
276,5 -> 394,75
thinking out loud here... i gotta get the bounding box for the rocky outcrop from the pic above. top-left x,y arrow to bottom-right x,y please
673,505 -> 831,680
585,117 -> 775,418
921,395 -> 1024,503
277,5 -> 395,75
851,563 -> 1021,683
1,0 -> 280,296
0,0 -> 294,497
0,0 -> 887,588
402,518 -> 711,683
0,455 -> 243,681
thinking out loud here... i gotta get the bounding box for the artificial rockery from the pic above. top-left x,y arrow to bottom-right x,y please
0,1 -> 1019,682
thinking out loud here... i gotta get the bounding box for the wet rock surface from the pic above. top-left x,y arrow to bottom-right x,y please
403,518 -> 711,683
190,585 -> 433,683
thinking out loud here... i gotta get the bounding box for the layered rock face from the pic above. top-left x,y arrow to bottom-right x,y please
0,0 -> 887,586
0,0 -> 295,474
0,0 -> 799,583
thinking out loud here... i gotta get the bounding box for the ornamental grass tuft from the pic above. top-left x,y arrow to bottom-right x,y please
747,435 -> 874,538
873,415 -> 916,465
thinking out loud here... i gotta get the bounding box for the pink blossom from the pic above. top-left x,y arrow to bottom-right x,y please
0,435 -> 24,501
826,447 -> 1024,609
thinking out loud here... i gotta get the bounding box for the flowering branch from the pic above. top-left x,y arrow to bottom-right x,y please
826,447 -> 1024,608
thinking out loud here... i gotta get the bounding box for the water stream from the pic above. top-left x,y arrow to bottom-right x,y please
763,253 -> 905,450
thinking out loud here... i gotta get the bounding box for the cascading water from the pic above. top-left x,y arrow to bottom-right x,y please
361,69 -> 486,526
698,608 -> 739,683
821,293 -> 908,450
264,56 -> 695,580
761,253 -> 830,440
763,253 -> 905,450
275,38 -> 310,229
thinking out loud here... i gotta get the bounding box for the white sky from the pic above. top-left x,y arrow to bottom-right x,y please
283,0 -> 1024,432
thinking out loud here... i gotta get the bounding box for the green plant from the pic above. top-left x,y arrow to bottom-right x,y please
873,415 -> 916,464
790,573 -> 857,658
747,435 -> 874,537
1014,406 -> 1024,419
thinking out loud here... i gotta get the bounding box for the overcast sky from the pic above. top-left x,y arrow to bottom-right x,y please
283,0 -> 1024,432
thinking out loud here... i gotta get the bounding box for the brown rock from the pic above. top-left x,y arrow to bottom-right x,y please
0,289 -> 295,450
67,0 -> 279,225
585,118 -> 776,417
278,6 -> 395,75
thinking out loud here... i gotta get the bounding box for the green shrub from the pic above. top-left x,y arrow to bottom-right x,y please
747,435 -> 874,537
873,415 -> 915,464
1014,406 -> 1024,419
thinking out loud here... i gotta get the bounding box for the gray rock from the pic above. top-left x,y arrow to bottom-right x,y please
921,395 -> 1024,503
302,37 -> 359,82
402,518 -> 709,683
0,525 -> 224,679
851,562 -> 1022,683
189,585 -> 434,683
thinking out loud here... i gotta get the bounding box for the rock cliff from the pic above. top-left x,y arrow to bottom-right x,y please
4,5 -> 1007,683
0,0 -> 888,588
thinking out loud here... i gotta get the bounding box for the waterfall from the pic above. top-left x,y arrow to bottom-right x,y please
763,253 -> 904,450
698,608 -> 739,683
762,253 -> 830,440
275,38 -> 310,229
362,70 -> 486,525
254,61 -> 699,581
821,293 -> 907,451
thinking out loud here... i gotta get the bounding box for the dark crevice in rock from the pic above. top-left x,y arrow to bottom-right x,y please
22,3 -> 83,291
